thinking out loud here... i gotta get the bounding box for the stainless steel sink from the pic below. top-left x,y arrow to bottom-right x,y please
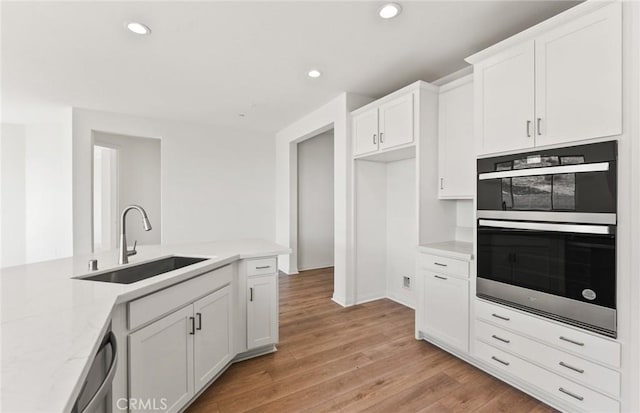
78,256 -> 209,284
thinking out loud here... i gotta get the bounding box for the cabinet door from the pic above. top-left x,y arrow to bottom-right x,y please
193,286 -> 232,393
247,275 -> 278,349
423,271 -> 469,352
129,306 -> 194,413
477,41 -> 535,155
353,108 -> 379,156
379,93 -> 414,150
535,3 -> 621,147
438,79 -> 474,199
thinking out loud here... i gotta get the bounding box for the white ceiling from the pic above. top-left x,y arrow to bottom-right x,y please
2,1 -> 580,133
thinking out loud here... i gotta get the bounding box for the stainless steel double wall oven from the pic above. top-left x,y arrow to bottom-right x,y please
476,141 -> 617,337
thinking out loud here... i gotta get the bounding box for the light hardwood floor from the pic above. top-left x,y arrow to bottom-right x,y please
187,267 -> 554,413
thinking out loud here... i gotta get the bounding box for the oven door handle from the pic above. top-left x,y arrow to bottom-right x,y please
478,162 -> 610,181
478,219 -> 613,235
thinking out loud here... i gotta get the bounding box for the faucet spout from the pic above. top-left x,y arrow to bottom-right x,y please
119,205 -> 152,265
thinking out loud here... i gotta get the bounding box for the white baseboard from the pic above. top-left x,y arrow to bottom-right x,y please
386,292 -> 415,310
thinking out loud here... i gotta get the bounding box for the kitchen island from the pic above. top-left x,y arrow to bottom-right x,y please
0,239 -> 289,413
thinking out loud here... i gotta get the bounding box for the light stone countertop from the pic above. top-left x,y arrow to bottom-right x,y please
0,239 -> 290,413
417,240 -> 474,261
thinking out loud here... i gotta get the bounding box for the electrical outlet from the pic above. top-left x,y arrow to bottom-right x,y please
403,276 -> 411,289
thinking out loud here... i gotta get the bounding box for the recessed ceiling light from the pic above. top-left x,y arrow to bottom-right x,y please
127,22 -> 152,35
307,69 -> 322,78
378,3 -> 402,19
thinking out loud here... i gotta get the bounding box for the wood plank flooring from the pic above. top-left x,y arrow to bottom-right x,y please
187,267 -> 554,413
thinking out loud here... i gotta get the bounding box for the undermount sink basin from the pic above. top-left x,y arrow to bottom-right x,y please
78,256 -> 209,284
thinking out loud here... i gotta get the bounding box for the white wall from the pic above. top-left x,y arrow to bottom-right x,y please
355,160 -> 387,302
455,199 -> 474,242
0,104 -> 73,268
386,158 -> 417,307
275,93 -> 373,306
297,130 -> 334,270
0,124 -> 26,267
94,131 -> 161,247
73,109 -> 275,254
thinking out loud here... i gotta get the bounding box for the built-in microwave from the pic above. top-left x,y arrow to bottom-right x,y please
476,141 -> 617,337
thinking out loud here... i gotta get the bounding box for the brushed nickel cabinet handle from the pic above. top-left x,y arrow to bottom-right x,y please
440,178 -> 444,190
256,265 -> 271,270
559,336 -> 585,347
434,262 -> 447,267
380,132 -> 384,143
434,275 -> 448,280
559,387 -> 584,401
559,361 -> 584,374
491,356 -> 510,366
526,120 -> 532,137
189,316 -> 195,335
537,118 -> 542,135
491,334 -> 510,344
373,134 -> 377,144
491,313 -> 510,321
250,287 -> 254,302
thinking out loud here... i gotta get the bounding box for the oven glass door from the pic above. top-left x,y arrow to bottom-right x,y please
477,224 -> 616,309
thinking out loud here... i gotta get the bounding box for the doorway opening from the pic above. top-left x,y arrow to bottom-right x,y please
92,131 -> 161,252
297,129 -> 334,272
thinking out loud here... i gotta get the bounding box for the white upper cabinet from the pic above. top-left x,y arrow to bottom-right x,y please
353,107 -> 379,156
352,84 -> 430,160
438,76 -> 475,199
534,2 -> 621,147
470,2 -> 621,156
379,93 -> 414,150
477,41 -> 535,155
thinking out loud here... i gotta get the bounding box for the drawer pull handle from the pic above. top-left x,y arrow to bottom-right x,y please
196,313 -> 202,331
491,334 -> 510,344
559,336 -> 585,347
434,275 -> 448,280
434,262 -> 447,267
558,387 -> 584,401
491,356 -> 510,366
256,265 -> 271,270
491,313 -> 510,321
559,361 -> 584,374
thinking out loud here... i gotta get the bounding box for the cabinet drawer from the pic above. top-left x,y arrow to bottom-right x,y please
475,299 -> 620,368
128,265 -> 232,330
476,320 -> 620,397
417,253 -> 469,277
246,257 -> 277,276
475,340 -> 619,413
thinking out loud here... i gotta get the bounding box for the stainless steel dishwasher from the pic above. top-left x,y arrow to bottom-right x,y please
72,331 -> 118,413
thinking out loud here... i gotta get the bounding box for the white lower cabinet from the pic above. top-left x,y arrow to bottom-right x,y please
128,305 -> 195,413
247,274 -> 278,349
416,251 -> 471,354
474,299 -> 621,412
193,287 -> 233,391
422,271 -> 469,352
128,285 -> 231,413
475,340 -> 619,412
